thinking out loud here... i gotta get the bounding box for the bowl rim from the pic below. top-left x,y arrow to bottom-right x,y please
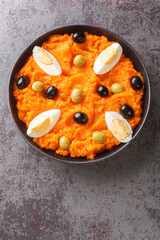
9,24 -> 151,164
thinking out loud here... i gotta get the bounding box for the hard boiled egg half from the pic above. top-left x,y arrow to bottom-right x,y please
27,109 -> 61,138
33,46 -> 62,75
105,111 -> 132,143
94,43 -> 122,75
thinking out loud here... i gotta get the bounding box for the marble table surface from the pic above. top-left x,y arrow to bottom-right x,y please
0,0 -> 159,239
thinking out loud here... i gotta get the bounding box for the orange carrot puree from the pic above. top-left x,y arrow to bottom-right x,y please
13,33 -> 144,159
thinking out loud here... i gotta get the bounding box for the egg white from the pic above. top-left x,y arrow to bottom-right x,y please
94,43 -> 122,75
27,109 -> 61,138
33,46 -> 62,75
105,111 -> 132,143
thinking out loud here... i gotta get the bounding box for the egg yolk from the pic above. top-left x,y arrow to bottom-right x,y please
31,117 -> 51,135
111,118 -> 130,140
37,49 -> 53,65
101,47 -> 118,64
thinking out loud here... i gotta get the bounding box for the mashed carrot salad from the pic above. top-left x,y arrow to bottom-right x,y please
13,32 -> 144,159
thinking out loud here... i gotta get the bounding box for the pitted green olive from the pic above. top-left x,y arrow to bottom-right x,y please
111,83 -> 124,94
73,55 -> 85,67
71,88 -> 83,103
59,136 -> 70,150
32,81 -> 44,92
92,131 -> 106,144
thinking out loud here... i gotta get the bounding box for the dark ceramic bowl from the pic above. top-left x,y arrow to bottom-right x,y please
9,25 -> 150,164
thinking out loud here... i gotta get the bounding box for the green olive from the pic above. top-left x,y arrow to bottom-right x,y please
32,81 -> 44,92
92,131 -> 106,144
111,83 -> 124,94
73,55 -> 85,67
71,88 -> 83,103
59,136 -> 70,150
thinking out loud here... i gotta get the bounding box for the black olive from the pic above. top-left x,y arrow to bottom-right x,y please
74,112 -> 88,124
16,76 -> 29,89
97,85 -> 109,97
46,86 -> 58,99
72,32 -> 85,43
120,104 -> 134,119
130,76 -> 143,90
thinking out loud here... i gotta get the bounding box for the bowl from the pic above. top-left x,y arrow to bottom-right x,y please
9,25 -> 150,164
